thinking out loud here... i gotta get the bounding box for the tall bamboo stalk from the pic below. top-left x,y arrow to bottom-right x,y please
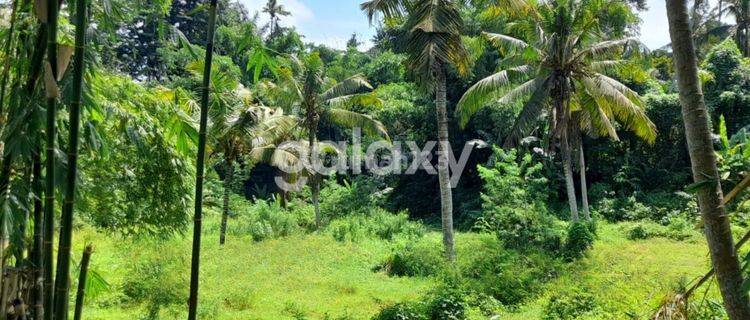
0,0 -> 19,121
53,0 -> 88,318
72,245 -> 92,320
31,146 -> 44,320
42,0 -> 60,318
187,0 -> 219,318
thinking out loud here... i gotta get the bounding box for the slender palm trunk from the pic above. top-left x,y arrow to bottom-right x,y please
187,1 -> 219,319
579,135 -> 591,221
558,96 -> 578,221
308,119 -> 321,229
43,0 -> 61,318
562,130 -> 579,222
434,64 -> 455,263
53,0 -> 88,316
666,1 -> 750,318
72,245 -> 92,320
220,163 -> 233,245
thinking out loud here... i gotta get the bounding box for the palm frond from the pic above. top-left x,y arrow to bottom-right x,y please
405,0 -> 470,78
484,32 -> 534,53
456,65 -> 534,127
505,78 -> 552,146
576,37 -> 640,60
361,0 -> 405,23
326,92 -> 383,109
581,75 -> 657,143
322,108 -> 389,139
320,74 -> 374,102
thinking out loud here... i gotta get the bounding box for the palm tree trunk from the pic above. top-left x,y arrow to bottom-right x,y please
579,135 -> 591,221
43,0 -> 61,318
666,1 -> 750,318
187,1 -> 219,319
435,64 -> 455,263
53,0 -> 88,316
31,147 -> 44,320
72,245 -> 92,320
220,163 -> 233,245
562,130 -> 579,222
308,122 -> 321,229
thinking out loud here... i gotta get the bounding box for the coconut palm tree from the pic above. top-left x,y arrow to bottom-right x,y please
263,0 -> 291,37
53,0 -> 89,316
212,97 -> 295,245
187,0 -> 220,318
723,0 -> 750,55
457,0 -> 656,221
362,0 -> 470,262
260,52 -> 387,229
666,0 -> 750,318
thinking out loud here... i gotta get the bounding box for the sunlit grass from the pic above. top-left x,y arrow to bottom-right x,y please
72,216 -> 717,320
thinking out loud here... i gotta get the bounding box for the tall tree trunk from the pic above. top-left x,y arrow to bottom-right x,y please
666,1 -> 750,318
72,245 -> 92,320
31,147 -> 44,320
558,97 -> 578,222
435,64 -> 455,263
43,0 -> 61,318
187,0 -> 219,319
579,135 -> 591,221
53,0 -> 88,316
562,130 -> 579,222
308,119 -> 321,229
219,163 -> 232,245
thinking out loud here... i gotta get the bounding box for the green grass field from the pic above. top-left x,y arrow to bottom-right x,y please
70,213 -> 717,320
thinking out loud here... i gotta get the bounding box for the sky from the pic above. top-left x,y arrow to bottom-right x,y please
237,0 -> 677,51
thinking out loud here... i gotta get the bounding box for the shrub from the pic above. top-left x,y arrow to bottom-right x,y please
477,148 -> 564,252
320,178 -> 381,218
381,240 -> 444,277
122,247 -> 188,319
481,206 -> 565,253
216,199 -> 303,241
329,208 -> 426,242
466,293 -> 504,317
425,286 -> 468,320
461,248 -> 561,306
542,290 -> 603,320
564,223 -> 595,259
372,302 -> 427,320
625,218 -> 695,241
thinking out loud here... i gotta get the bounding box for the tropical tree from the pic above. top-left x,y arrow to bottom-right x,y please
666,0 -> 750,318
187,0 -> 220,318
263,0 -> 291,37
723,0 -> 750,55
457,0 -> 656,221
260,52 -> 387,229
362,0 -> 470,262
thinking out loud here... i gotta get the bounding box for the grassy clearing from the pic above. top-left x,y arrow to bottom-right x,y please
72,212 -> 434,320
503,223 -> 716,319
70,212 -> 717,320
